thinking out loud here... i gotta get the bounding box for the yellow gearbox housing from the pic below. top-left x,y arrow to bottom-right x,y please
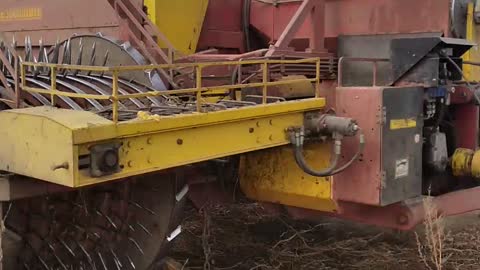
240,143 -> 336,212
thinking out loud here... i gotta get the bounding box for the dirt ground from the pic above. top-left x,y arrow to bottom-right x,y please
170,201 -> 480,270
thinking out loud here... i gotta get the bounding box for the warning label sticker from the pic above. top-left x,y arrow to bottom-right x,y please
390,118 -> 417,130
395,159 -> 409,179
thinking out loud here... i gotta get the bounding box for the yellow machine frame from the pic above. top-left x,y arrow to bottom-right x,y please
0,58 -> 328,190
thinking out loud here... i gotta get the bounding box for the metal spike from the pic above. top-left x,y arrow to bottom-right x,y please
110,248 -> 123,268
51,39 -> 60,64
72,43 -> 84,76
24,36 -> 31,62
43,47 -> 50,74
80,190 -> 89,216
128,237 -> 144,255
35,38 -> 45,74
77,242 -> 93,263
59,238 -> 76,257
37,255 -> 51,270
61,38 -> 72,76
37,38 -> 44,63
114,258 -> 122,270
167,225 -> 182,242
99,50 -> 109,77
96,209 -> 118,229
176,185 -> 189,201
86,42 -> 97,76
136,221 -> 152,236
32,56 -> 39,78
53,252 -> 68,270
47,242 -> 68,270
97,252 -> 108,270
126,255 -> 136,269
0,41 -> 4,71
129,201 -> 156,215
10,36 -> 16,67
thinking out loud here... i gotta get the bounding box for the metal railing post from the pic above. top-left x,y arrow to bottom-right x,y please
196,66 -> 202,112
14,58 -> 19,108
50,66 -> 57,106
112,70 -> 120,123
20,63 -> 26,107
315,58 -> 321,97
262,62 -> 268,104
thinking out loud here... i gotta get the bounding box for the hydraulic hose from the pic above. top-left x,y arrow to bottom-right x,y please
441,52 -> 480,105
331,130 -> 365,175
289,128 -> 365,177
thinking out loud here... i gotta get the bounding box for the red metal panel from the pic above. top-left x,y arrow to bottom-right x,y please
455,105 -> 479,149
287,185 -> 480,231
325,0 -> 451,37
0,0 -> 119,46
334,87 -> 383,205
250,0 -> 451,46
198,0 -> 245,52
202,0 -> 244,32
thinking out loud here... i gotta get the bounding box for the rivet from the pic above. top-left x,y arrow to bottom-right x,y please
147,137 -> 152,145
127,161 -> 133,167
249,128 -> 255,133
256,121 -> 260,127
177,139 -> 183,145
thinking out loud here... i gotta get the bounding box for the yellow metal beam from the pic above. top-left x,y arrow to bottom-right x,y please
463,2 -> 480,80
73,98 -> 324,143
0,98 -> 325,187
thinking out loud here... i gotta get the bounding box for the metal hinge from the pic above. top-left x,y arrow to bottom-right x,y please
380,171 -> 387,189
381,107 -> 387,126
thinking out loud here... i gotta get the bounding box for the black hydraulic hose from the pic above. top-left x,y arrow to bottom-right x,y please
294,148 -> 340,176
441,52 -> 480,105
289,132 -> 340,177
289,129 -> 365,177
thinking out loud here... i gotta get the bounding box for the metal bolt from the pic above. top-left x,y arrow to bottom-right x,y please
397,214 -> 409,225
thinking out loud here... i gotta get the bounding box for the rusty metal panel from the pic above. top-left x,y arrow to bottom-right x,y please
198,0 -> 244,52
0,0 -> 119,46
250,0 -> 452,46
334,87 -> 383,205
334,86 -> 424,206
325,0 -> 451,37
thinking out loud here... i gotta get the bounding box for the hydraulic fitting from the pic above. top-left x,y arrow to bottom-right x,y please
288,113 -> 364,177
304,113 -> 359,137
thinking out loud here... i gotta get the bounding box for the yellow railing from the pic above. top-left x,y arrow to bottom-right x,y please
21,58 -> 322,123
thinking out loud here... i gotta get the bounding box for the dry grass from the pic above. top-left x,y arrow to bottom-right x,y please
171,201 -> 480,270
415,196 -> 447,270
